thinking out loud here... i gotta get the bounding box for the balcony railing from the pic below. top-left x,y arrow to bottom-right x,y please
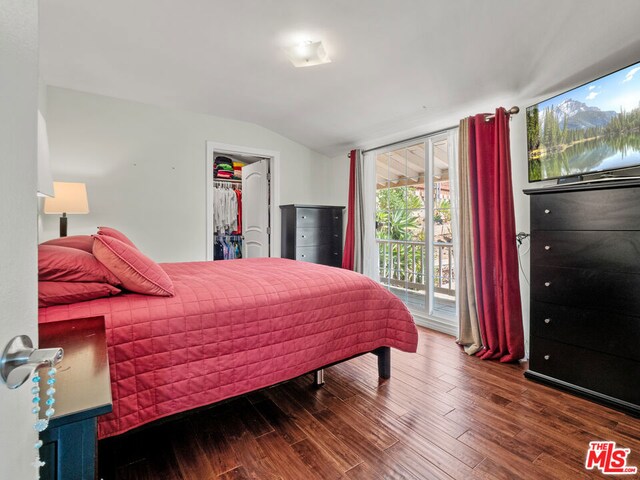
377,239 -> 455,297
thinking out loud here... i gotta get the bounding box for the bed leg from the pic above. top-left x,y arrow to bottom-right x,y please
374,347 -> 391,379
313,369 -> 325,387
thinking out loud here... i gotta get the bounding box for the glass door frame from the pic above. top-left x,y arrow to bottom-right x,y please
371,128 -> 459,333
373,138 -> 427,310
426,132 -> 456,325
425,135 -> 436,318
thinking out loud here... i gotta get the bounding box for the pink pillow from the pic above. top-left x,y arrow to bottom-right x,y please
39,281 -> 121,308
92,235 -> 174,296
41,235 -> 94,253
97,226 -> 138,250
38,245 -> 121,285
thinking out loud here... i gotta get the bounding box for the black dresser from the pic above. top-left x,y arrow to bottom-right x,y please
280,205 -> 344,267
524,180 -> 640,415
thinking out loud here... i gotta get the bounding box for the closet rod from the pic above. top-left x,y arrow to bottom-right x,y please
214,179 -> 242,186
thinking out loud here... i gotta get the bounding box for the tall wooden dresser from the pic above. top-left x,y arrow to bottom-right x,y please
524,179 -> 640,415
280,205 -> 344,267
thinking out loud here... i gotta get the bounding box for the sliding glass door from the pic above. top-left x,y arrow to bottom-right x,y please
374,130 -> 458,326
427,133 -> 457,320
376,142 -> 427,308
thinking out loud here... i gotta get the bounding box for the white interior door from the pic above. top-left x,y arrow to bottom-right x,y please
0,1 -> 40,478
242,159 -> 270,257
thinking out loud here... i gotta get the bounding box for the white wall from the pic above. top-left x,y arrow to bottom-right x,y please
319,153 -> 351,209
0,0 -> 39,478
509,112 -> 532,354
42,87 -> 330,262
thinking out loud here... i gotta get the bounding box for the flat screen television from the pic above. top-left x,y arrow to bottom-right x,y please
527,60 -> 640,182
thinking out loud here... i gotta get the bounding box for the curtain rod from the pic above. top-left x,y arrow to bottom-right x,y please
359,106 -> 519,155
484,106 -> 520,121
360,125 -> 456,155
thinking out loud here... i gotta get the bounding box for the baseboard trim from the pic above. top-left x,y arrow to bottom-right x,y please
410,310 -> 457,337
524,370 -> 640,417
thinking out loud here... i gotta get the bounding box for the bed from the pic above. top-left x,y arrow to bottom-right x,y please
39,257 -> 418,439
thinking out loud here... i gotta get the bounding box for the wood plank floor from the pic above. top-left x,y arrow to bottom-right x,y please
99,327 -> 640,479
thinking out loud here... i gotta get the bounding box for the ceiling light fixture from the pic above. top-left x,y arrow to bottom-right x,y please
285,40 -> 331,68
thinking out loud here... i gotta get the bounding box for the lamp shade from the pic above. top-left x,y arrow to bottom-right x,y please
44,182 -> 90,214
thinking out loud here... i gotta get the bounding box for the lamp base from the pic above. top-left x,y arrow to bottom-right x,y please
60,214 -> 67,237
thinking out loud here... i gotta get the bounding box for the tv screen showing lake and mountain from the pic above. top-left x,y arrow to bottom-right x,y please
527,61 -> 640,182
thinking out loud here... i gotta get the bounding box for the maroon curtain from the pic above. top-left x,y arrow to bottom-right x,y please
342,149 -> 356,270
468,108 -> 524,362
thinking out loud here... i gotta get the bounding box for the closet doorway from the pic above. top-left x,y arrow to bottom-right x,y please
205,142 -> 280,261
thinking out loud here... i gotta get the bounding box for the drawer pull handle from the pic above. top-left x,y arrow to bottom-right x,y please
333,252 -> 338,256
544,209 -> 550,214
544,281 -> 551,287
301,235 -> 305,238
544,245 -> 551,251
544,318 -> 551,324
301,216 -> 306,219
301,255 -> 306,258
544,355 -> 550,360
334,234 -> 338,237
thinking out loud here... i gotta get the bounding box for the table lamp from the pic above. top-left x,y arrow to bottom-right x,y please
43,182 -> 90,237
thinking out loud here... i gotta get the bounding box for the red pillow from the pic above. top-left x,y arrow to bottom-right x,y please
40,235 -> 94,253
38,245 -> 121,285
39,281 -> 121,307
92,235 -> 174,296
97,226 -> 138,250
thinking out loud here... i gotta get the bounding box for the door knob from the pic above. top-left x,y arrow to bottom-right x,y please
544,318 -> 551,324
544,281 -> 551,287
544,355 -> 550,360
544,209 -> 550,214
544,245 -> 551,250
1,336 -> 63,389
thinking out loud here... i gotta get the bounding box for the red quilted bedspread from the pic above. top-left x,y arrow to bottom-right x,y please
39,258 -> 418,439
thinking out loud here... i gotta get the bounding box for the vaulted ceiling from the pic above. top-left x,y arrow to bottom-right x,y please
40,0 -> 640,157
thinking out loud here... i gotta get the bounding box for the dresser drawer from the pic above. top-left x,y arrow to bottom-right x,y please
531,187 -> 640,231
531,231 -> 640,274
531,301 -> 640,361
531,265 -> 640,317
296,208 -> 342,228
296,245 -> 342,266
296,227 -> 341,247
529,336 -> 640,405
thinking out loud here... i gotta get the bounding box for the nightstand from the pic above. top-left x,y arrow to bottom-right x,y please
38,316 -> 112,480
